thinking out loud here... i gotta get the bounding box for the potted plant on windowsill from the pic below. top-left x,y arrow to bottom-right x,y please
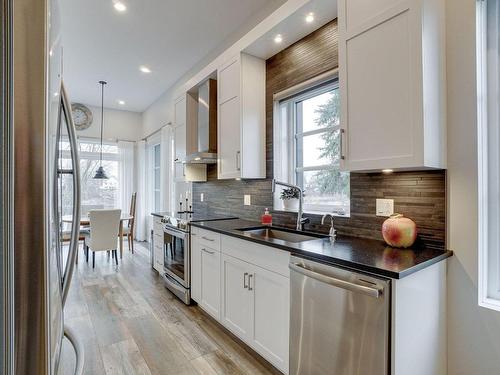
280,187 -> 300,211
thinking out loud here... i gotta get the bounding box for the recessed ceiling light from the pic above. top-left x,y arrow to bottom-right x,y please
305,13 -> 315,23
113,1 -> 127,12
274,34 -> 283,43
118,100 -> 125,105
139,65 -> 152,73
382,169 -> 394,174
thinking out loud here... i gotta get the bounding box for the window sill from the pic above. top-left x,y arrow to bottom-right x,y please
272,207 -> 350,218
479,297 -> 500,313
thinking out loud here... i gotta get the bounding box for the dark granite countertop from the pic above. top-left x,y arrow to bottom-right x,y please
151,212 -> 169,218
190,218 -> 452,279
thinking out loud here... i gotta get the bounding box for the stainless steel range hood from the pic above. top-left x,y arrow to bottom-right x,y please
184,79 -> 217,164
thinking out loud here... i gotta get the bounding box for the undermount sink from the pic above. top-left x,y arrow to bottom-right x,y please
236,226 -> 326,243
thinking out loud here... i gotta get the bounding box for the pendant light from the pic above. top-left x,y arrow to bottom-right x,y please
94,80 -> 108,179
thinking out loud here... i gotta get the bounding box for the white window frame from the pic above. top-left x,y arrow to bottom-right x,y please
477,0 -> 500,312
273,70 -> 349,216
60,136 -> 121,212
153,143 -> 161,212
273,69 -> 350,217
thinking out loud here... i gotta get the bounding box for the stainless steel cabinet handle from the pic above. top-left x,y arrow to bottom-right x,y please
201,236 -> 215,242
340,128 -> 345,160
243,272 -> 248,289
289,262 -> 382,298
201,248 -> 215,255
60,82 -> 81,306
236,150 -> 241,171
248,274 -> 253,291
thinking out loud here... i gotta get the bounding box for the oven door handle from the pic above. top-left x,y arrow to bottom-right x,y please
164,227 -> 188,239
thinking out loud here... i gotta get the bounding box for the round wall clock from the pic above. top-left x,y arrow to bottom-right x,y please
71,103 -> 93,131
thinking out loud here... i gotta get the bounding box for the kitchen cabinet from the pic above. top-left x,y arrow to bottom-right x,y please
250,263 -> 289,373
173,95 -> 206,182
220,236 -> 289,374
152,217 -> 164,273
221,254 -> 252,339
192,227 -> 446,375
199,246 -> 221,319
338,0 -> 446,171
191,232 -> 201,302
217,53 -> 266,179
191,227 -> 222,319
192,229 -> 290,374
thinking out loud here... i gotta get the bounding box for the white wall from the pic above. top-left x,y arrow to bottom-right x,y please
76,104 -> 142,141
447,0 -> 500,373
141,0 -> 313,138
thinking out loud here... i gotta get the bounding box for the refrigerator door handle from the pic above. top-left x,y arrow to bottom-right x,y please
60,82 -> 81,306
64,325 -> 84,375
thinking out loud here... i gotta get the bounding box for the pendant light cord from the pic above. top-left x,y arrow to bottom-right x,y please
99,80 -> 106,167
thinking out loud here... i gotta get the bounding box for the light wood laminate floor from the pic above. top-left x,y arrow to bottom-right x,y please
59,241 -> 277,375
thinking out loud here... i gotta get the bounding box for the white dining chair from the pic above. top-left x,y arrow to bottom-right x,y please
83,209 -> 122,268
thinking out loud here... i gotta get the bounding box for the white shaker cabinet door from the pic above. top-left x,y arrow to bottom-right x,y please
220,254 -> 252,341
190,236 -> 201,303
250,265 -> 290,374
199,246 -> 221,320
218,97 -> 241,179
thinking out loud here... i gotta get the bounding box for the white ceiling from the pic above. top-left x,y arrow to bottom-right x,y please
244,0 -> 337,60
60,0 -> 286,112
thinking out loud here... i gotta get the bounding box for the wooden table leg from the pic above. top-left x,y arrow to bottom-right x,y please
119,221 -> 124,259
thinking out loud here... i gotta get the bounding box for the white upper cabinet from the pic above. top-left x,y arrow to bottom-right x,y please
217,53 -> 266,179
338,0 -> 446,171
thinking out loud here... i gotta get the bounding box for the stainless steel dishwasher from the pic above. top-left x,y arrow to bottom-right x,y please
289,256 -> 390,375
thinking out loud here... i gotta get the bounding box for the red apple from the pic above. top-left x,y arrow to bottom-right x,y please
382,214 -> 417,248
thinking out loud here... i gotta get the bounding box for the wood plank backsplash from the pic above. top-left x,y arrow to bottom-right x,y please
192,19 -> 446,250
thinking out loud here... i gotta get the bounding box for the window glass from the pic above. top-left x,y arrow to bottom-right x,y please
300,90 -> 340,132
60,138 -> 120,216
274,79 -> 349,216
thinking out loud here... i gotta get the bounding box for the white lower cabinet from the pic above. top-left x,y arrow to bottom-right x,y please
199,246 -> 220,319
191,235 -> 201,302
152,217 -> 164,273
250,265 -> 289,373
191,229 -> 221,320
220,239 -> 290,374
191,231 -> 290,374
221,254 -> 253,339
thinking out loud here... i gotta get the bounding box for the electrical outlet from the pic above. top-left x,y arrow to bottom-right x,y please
376,199 -> 394,217
200,193 -> 204,202
244,195 -> 251,206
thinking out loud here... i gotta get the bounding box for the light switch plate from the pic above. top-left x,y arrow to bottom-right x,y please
376,199 -> 394,217
244,195 -> 251,206
200,193 -> 204,202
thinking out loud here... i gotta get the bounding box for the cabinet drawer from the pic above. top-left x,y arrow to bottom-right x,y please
194,228 -> 221,250
221,235 -> 290,278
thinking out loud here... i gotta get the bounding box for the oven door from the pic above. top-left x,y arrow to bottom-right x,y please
163,226 -> 190,288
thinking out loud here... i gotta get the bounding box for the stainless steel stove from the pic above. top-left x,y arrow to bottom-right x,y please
160,211 -> 236,304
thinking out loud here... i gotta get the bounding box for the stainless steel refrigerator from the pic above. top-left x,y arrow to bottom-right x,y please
1,0 -> 84,373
